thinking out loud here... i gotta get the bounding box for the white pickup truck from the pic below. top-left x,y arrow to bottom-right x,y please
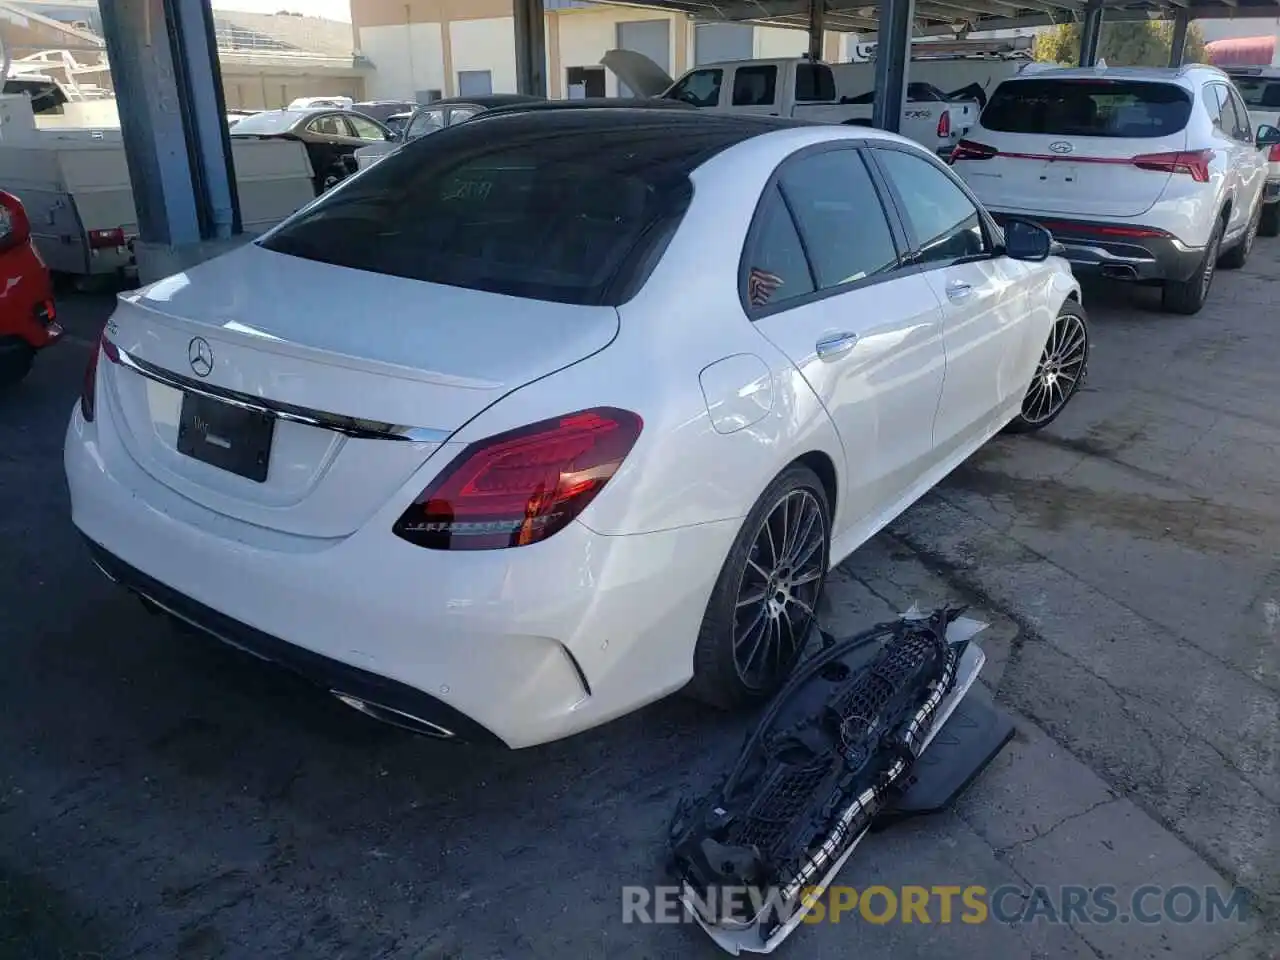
1223,66 -> 1280,236
601,50 -> 975,157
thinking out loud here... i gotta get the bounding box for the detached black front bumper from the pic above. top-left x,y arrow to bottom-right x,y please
992,212 -> 1203,283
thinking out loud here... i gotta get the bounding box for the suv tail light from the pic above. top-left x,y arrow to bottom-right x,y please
0,190 -> 31,255
1131,149 -> 1213,182
393,407 -> 643,551
936,110 -> 951,139
1269,143 -> 1280,162
79,330 -> 118,423
950,139 -> 998,162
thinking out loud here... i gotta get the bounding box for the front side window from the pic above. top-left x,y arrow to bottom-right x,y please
732,66 -> 777,107
448,107 -> 481,125
407,109 -> 446,140
779,150 -> 899,290
348,115 -> 387,140
1226,87 -> 1255,142
874,148 -> 987,266
666,69 -> 723,108
982,79 -> 1193,138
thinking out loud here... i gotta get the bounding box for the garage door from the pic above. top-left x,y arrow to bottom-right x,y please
695,22 -> 753,65
616,19 -> 670,97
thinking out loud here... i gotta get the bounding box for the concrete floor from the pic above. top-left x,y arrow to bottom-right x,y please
1,253 -> 1277,959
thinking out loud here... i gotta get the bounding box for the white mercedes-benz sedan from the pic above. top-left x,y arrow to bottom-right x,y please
65,108 -> 1086,749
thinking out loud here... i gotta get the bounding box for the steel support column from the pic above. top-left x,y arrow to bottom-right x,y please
1079,0 -> 1105,67
99,0 -> 239,249
808,0 -> 826,61
513,0 -> 547,98
1168,9 -> 1189,66
872,0 -> 914,132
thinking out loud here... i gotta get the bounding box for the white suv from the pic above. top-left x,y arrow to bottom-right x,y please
951,64 -> 1280,314
1223,66 -> 1280,236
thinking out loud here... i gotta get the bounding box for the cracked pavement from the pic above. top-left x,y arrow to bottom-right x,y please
2,250 -> 1278,958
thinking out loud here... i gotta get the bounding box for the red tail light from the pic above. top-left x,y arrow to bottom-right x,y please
1131,149 -> 1213,183
79,330 -> 118,423
936,109 -> 951,139
0,190 -> 31,254
950,139 -> 998,162
88,227 -> 126,250
1269,143 -> 1280,162
393,407 -> 643,551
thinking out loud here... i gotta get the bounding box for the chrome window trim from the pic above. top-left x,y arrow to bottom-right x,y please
112,345 -> 449,443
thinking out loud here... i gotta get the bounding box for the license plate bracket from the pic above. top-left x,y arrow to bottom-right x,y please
177,392 -> 275,483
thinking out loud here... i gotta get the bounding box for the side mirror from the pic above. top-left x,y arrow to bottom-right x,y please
1256,123 -> 1280,149
1003,218 -> 1053,262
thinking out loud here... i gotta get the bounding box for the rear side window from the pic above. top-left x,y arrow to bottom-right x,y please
982,79 -> 1192,138
259,120 -> 717,306
733,66 -> 777,106
779,150 -> 898,290
795,63 -> 836,103
667,69 -> 723,107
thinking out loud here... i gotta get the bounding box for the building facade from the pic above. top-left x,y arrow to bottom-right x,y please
350,0 -> 855,102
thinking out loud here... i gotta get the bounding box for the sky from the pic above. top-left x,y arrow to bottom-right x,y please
211,0 -> 351,22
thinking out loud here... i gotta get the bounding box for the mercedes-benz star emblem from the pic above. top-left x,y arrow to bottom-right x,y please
188,337 -> 213,378
1048,141 -> 1073,155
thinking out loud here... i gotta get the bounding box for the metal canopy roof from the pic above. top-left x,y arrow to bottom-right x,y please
596,0 -> 1280,38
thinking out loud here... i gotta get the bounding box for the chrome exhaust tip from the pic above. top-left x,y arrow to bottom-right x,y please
331,692 -> 458,740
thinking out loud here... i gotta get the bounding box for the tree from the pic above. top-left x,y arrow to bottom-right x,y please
1034,20 -> 1207,67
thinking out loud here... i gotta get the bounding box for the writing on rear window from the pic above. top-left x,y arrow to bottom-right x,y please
982,80 -> 1192,138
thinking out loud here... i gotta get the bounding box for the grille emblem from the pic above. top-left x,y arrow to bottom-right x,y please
1049,141 -> 1073,155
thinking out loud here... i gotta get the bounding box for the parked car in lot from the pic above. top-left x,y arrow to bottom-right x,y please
349,99 -> 417,124
1222,66 -> 1280,236
0,190 -> 58,388
67,109 -> 1086,749
951,64 -> 1280,315
601,50 -> 975,158
229,107 -> 393,193
354,94 -> 544,169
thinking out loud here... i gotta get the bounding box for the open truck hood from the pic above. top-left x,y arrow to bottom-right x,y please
600,49 -> 674,99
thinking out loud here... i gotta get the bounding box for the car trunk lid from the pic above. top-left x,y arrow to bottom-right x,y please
101,243 -> 619,539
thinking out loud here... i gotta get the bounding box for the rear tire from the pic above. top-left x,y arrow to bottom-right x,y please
0,347 -> 34,390
1259,202 -> 1280,238
685,463 -> 831,710
1161,216 -> 1223,316
1004,300 -> 1089,434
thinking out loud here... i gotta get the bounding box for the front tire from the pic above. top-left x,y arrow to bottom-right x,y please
685,463 -> 832,710
1259,202 -> 1280,238
1004,300 -> 1089,434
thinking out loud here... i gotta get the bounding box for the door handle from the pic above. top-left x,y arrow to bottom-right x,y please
946,280 -> 973,301
816,331 -> 859,360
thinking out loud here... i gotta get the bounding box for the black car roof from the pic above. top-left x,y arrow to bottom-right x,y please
395,107 -> 812,173
412,93 -> 544,110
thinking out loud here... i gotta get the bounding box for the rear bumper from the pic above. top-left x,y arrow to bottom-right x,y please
65,400 -> 737,749
991,212 -> 1202,283
0,243 -> 58,348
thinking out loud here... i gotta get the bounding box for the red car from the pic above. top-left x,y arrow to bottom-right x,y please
0,189 -> 58,387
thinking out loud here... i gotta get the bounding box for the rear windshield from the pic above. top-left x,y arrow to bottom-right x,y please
258,116 -> 722,306
1233,77 -> 1280,109
982,79 -> 1192,138
228,111 -> 302,135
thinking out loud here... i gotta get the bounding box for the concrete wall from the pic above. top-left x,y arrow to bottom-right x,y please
351,0 -> 840,102
220,70 -> 366,110
358,22 -> 446,99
